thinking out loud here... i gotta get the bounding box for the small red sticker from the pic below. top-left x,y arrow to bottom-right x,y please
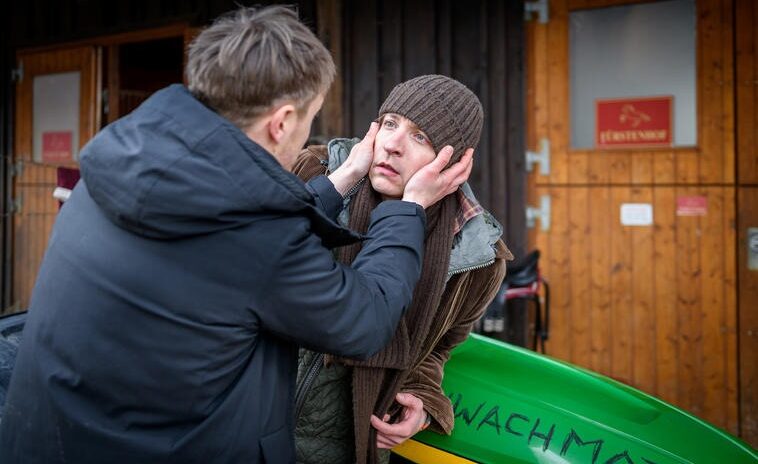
676,196 -> 707,216
42,131 -> 73,163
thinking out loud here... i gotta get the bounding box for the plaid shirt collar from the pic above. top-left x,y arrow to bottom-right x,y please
453,188 -> 484,235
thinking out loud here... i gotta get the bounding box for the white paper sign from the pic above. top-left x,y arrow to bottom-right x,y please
620,203 -> 653,226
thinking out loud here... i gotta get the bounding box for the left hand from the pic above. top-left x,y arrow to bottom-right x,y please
370,392 -> 428,449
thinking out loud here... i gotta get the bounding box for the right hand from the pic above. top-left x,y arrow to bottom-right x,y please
343,121 -> 379,178
328,122 -> 379,195
402,146 -> 474,209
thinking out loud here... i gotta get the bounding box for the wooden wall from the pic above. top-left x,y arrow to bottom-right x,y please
5,0 -> 317,50
11,47 -> 100,312
736,0 -> 758,447
337,0 -> 527,256
527,0 -> 747,441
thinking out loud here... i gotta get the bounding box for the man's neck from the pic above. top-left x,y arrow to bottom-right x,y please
244,125 -> 277,157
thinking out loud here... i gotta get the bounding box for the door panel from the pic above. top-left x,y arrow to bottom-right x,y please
527,0 -> 739,434
11,46 -> 99,311
533,185 -> 738,433
529,0 -> 733,187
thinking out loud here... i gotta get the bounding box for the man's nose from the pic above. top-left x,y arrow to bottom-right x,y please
383,129 -> 406,156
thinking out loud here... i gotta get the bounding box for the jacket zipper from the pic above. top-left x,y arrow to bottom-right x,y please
343,176 -> 366,199
294,352 -> 324,420
447,258 -> 495,278
321,158 -> 366,200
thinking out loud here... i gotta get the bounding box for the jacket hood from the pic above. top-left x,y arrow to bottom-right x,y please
79,85 -> 319,240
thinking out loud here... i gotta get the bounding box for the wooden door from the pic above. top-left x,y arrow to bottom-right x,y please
11,47 -> 100,311
526,0 -> 739,435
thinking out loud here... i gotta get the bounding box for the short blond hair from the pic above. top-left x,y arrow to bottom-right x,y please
186,6 -> 335,128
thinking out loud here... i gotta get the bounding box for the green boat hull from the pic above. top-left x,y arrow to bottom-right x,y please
397,334 -> 756,464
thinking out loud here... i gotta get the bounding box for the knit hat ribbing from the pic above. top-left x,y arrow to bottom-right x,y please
378,75 -> 484,161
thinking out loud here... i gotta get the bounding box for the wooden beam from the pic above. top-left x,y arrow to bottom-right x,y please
316,0 -> 344,139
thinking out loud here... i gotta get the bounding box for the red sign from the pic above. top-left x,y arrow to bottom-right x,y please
42,131 -> 73,163
596,96 -> 673,149
676,196 -> 707,216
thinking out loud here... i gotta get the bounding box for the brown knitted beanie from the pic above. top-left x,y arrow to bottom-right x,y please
378,74 -> 484,161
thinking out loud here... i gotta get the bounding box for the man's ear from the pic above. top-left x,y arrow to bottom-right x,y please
267,103 -> 298,145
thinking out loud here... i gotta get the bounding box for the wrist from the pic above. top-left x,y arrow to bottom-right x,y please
328,165 -> 361,197
401,195 -> 426,209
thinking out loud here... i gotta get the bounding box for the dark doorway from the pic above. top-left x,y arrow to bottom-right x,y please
103,37 -> 185,125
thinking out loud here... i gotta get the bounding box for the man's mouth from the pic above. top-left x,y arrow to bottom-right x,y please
375,162 -> 399,176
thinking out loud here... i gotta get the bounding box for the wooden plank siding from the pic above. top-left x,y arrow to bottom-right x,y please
530,0 -> 733,188
736,0 -> 758,447
526,0 -> 743,438
340,0 -> 526,255
737,188 -> 758,447
10,47 -> 99,311
534,186 -> 738,432
736,0 -> 758,185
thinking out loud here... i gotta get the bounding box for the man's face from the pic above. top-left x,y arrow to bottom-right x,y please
369,113 -> 436,200
280,93 -> 325,171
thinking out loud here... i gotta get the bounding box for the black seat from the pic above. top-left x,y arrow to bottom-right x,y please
479,250 -> 549,353
503,250 -> 540,288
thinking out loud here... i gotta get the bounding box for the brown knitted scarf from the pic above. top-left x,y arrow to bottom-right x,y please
293,146 -> 459,463
341,179 -> 458,463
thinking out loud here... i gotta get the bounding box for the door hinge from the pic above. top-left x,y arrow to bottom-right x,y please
11,63 -> 23,83
102,88 -> 110,116
9,160 -> 24,178
525,138 -> 550,176
526,195 -> 551,231
748,227 -> 758,271
524,0 -> 549,24
8,194 -> 22,214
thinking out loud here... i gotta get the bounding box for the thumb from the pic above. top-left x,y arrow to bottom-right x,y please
395,392 -> 422,410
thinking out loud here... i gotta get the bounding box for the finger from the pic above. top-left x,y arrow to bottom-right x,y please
376,435 -> 396,449
386,419 -> 418,438
382,437 -> 405,449
371,414 -> 415,437
439,151 -> 471,181
427,145 -> 454,172
383,414 -> 390,422
444,151 -> 475,187
377,430 -> 404,446
371,415 -> 396,434
452,157 -> 474,186
462,149 -> 474,176
363,121 -> 379,143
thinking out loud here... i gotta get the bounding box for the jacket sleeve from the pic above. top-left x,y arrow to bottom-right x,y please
249,199 -> 427,360
400,240 -> 509,435
294,146 -> 345,219
305,175 -> 344,222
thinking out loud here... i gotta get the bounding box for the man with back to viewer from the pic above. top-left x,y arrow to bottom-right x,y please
0,6 -> 473,463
